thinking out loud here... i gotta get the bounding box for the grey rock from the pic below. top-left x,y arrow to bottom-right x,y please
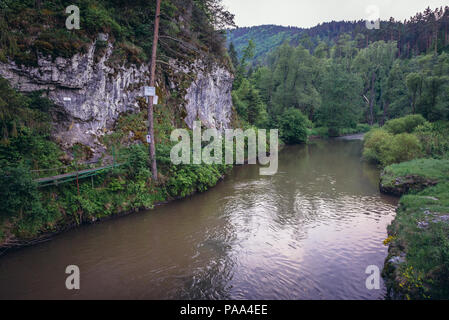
0,40 -> 234,160
175,60 -> 234,131
418,221 -> 429,229
388,256 -> 406,266
433,215 -> 449,224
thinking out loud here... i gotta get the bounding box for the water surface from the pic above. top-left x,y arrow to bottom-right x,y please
0,138 -> 398,300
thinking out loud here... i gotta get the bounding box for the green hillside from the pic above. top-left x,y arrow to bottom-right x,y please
228,7 -> 449,64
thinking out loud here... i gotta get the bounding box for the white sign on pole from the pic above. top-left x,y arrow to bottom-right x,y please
143,86 -> 156,97
153,95 -> 159,105
146,135 -> 152,143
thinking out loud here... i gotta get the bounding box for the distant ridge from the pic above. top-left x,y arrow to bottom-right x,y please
227,7 -> 449,63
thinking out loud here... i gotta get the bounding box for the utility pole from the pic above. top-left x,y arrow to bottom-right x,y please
148,0 -> 161,181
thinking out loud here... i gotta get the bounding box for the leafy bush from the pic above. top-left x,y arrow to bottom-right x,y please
0,165 -> 43,222
123,144 -> 149,179
383,115 -> 427,135
414,121 -> 449,159
279,108 -> 309,144
363,129 -> 393,164
364,129 -> 423,166
385,133 -> 423,166
356,123 -> 374,133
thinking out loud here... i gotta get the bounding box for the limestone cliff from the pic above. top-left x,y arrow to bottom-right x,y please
0,36 -> 234,159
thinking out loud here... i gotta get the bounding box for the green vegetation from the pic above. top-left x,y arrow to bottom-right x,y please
363,115 -> 449,167
363,129 -> 423,167
384,180 -> 449,299
380,159 -> 449,196
382,159 -> 449,187
228,14 -> 449,300
231,27 -> 449,144
229,6 -> 449,144
0,77 -> 62,170
1,1 -> 449,301
279,109 -> 309,144
0,0 -> 237,246
0,80 -> 232,245
377,143 -> 449,299
229,7 -> 449,64
383,115 -> 427,135
0,0 -> 235,68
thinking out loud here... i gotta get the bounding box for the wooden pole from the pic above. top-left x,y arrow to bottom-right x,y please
148,0 -> 161,182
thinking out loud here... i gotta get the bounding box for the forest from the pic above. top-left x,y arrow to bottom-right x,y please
228,6 -> 449,299
0,0 -> 449,300
228,6 -> 449,62
229,7 -> 449,145
0,0 -> 235,244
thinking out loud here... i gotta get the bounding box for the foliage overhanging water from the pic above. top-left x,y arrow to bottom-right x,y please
0,137 -> 398,300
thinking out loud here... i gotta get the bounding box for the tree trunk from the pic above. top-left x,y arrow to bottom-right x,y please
369,72 -> 376,125
382,101 -> 389,125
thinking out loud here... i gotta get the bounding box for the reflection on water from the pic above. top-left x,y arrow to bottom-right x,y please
0,139 -> 398,300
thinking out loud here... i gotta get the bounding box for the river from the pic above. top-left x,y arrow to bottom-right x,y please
0,137 -> 398,300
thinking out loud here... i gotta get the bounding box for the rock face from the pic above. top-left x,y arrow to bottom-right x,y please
379,174 -> 439,197
0,38 -> 234,159
183,63 -> 233,130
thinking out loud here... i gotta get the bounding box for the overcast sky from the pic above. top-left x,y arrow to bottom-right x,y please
222,0 -> 448,28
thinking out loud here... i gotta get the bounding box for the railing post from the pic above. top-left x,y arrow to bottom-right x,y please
112,145 -> 116,167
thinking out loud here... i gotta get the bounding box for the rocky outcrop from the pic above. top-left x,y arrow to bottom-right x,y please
0,36 -> 148,159
380,174 -> 439,196
183,62 -> 233,130
0,37 -> 234,159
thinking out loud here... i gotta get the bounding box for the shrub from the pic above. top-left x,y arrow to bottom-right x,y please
385,133 -> 423,166
124,144 -> 149,179
383,115 -> 427,135
414,121 -> 449,159
364,129 -> 423,166
0,165 -> 44,222
279,108 -> 309,144
363,129 -> 393,164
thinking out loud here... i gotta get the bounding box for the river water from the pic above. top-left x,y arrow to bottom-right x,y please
0,137 -> 398,300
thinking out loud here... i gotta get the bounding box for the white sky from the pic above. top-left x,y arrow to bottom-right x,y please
222,0 -> 448,28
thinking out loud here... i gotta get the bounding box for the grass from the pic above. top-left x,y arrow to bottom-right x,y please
385,181 -> 449,299
381,159 -> 449,192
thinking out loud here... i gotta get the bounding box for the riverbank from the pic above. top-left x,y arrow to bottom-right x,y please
0,172 -> 229,255
308,124 -> 373,140
380,159 -> 449,299
0,146 -> 274,254
0,138 -> 397,300
0,148 -> 233,253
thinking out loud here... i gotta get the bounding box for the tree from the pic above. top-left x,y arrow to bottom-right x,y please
384,61 -> 410,119
228,42 -> 239,71
0,165 -> 44,222
233,39 -> 255,90
279,108 -> 309,144
406,72 -> 423,114
353,41 -> 398,125
318,61 -> 363,136
419,75 -> 448,120
267,44 -> 322,120
232,78 -> 267,127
